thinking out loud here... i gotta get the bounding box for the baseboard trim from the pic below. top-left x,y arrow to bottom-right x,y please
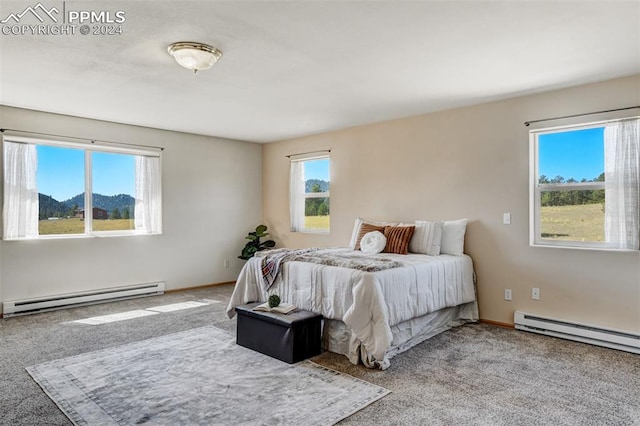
165,281 -> 236,293
480,319 -> 515,329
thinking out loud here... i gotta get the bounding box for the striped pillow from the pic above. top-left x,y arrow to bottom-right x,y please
349,217 -> 397,249
355,223 -> 386,250
383,225 -> 415,254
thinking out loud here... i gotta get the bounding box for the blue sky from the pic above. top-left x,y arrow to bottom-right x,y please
538,127 -> 604,181
304,158 -> 330,181
37,132 -> 597,201
37,146 -> 135,201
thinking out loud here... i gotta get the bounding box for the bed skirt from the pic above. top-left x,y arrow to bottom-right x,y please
322,300 -> 479,369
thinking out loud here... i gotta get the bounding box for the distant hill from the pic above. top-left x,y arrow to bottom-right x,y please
38,193 -> 135,219
39,194 -> 68,220
63,193 -> 135,213
305,179 -> 329,193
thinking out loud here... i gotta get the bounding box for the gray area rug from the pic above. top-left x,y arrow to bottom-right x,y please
26,326 -> 389,426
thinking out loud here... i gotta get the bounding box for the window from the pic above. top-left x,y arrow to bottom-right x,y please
92,151 -> 136,232
2,135 -> 162,239
530,117 -> 639,250
289,153 -> 330,233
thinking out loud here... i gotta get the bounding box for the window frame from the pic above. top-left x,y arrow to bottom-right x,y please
529,119 -> 631,251
2,135 -> 162,240
289,153 -> 330,234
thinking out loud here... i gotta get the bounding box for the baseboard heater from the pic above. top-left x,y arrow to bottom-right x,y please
2,282 -> 165,318
514,311 -> 640,355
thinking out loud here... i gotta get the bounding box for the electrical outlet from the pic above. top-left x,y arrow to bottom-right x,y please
224,259 -> 230,268
532,287 -> 540,300
503,212 -> 511,225
504,289 -> 512,301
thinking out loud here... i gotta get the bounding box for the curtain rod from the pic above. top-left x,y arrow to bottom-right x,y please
0,128 -> 164,151
285,149 -> 331,158
524,106 -> 640,127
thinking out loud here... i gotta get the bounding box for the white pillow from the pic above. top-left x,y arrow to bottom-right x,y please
360,231 -> 387,254
349,217 -> 397,249
409,220 -> 444,255
440,218 -> 468,255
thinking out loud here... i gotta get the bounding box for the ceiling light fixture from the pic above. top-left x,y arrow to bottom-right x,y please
167,41 -> 222,73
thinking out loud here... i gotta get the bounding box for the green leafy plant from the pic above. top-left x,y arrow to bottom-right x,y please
238,224 -> 276,260
268,294 -> 281,308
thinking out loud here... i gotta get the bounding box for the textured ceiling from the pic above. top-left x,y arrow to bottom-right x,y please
0,1 -> 639,143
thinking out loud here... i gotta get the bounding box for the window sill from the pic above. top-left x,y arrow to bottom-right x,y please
531,243 -> 638,253
294,229 -> 330,235
92,231 -> 162,238
3,234 -> 93,241
3,232 -> 162,241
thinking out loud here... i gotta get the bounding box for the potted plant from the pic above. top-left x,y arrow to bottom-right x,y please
238,224 -> 276,260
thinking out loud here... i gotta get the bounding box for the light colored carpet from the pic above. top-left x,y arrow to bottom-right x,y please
4,285 -> 639,425
315,324 -> 640,425
26,326 -> 390,426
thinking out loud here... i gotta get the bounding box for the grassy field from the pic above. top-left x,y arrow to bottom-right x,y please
38,206 -> 599,240
305,215 -> 330,230
540,203 -> 604,242
39,218 -> 134,235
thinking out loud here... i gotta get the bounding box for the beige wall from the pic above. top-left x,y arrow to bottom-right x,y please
262,75 -> 640,331
0,106 -> 262,308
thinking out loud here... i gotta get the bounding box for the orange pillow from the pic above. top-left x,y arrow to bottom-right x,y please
383,225 -> 415,254
355,223 -> 386,250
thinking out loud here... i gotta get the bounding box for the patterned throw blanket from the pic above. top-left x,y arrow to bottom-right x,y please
256,248 -> 404,291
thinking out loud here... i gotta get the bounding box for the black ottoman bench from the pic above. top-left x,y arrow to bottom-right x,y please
235,303 -> 323,363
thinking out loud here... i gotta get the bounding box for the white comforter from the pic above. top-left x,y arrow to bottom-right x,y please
227,249 -> 476,367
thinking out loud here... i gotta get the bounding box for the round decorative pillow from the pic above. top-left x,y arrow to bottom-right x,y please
359,231 -> 387,254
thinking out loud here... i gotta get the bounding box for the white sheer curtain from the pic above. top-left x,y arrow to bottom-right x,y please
604,118 -> 640,250
289,160 -> 305,232
134,155 -> 162,234
3,141 -> 39,239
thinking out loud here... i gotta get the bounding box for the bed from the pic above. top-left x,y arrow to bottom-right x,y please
227,245 -> 478,369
